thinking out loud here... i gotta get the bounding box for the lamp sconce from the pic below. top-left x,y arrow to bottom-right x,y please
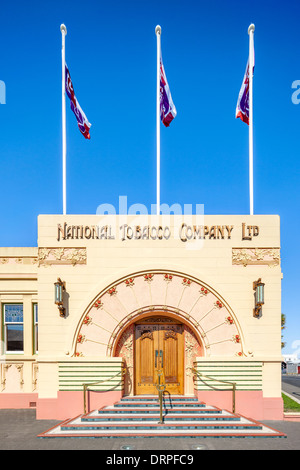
253,278 -> 264,317
54,278 -> 66,317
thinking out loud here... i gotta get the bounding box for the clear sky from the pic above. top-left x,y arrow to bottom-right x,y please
0,0 -> 299,356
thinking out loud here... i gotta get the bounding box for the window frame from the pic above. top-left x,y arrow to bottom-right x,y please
3,303 -> 24,354
33,303 -> 38,354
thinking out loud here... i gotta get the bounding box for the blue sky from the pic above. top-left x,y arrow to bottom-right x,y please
0,0 -> 299,355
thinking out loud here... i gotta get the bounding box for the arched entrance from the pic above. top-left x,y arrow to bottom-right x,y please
114,311 -> 203,396
74,270 -> 243,396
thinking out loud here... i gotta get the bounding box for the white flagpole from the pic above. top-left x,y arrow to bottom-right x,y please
248,24 -> 255,215
60,24 -> 67,215
155,25 -> 161,216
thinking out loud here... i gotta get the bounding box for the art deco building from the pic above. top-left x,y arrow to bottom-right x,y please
0,214 -> 283,421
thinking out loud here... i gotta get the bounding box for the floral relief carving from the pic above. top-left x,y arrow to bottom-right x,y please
94,299 -> 103,309
1,364 -> 11,390
141,330 -> 154,340
75,271 -> 243,361
37,248 -> 87,266
83,315 -> 92,325
185,326 -> 203,377
16,364 -> 24,388
233,334 -> 241,343
32,364 -> 39,392
0,257 -> 38,265
232,248 -> 280,267
1,363 -> 24,390
77,334 -> 85,344
53,248 -> 65,260
38,248 -> 51,261
164,330 -> 177,340
115,325 -> 134,395
108,287 -> 117,296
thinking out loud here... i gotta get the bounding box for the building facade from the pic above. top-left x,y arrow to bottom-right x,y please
0,214 -> 283,420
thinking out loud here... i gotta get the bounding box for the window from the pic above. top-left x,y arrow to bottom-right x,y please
4,304 -> 23,353
33,303 -> 38,354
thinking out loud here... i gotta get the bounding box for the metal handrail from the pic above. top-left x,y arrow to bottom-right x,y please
190,367 -> 236,413
155,369 -> 166,424
83,367 -> 127,414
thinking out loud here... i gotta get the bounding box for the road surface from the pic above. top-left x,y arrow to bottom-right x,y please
282,373 -> 300,403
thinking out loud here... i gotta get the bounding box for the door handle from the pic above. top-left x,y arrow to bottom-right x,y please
160,350 -> 163,368
155,350 -> 158,368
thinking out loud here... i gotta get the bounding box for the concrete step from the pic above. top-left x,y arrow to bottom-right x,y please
60,414 -> 259,431
114,401 -> 206,408
94,406 -> 219,414
121,395 -> 198,402
82,411 -> 235,422
37,396 -> 286,439
38,418 -> 286,438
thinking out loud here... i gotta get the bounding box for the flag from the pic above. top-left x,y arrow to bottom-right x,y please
65,64 -> 91,139
160,57 -> 177,127
236,52 -> 255,125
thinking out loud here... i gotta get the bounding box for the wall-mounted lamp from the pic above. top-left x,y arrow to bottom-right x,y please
253,278 -> 264,317
54,278 -> 66,317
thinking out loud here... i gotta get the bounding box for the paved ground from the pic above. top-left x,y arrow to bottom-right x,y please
0,408 -> 299,451
0,376 -> 299,451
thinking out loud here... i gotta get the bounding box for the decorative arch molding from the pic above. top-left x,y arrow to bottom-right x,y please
72,270 -> 248,359
109,307 -> 205,358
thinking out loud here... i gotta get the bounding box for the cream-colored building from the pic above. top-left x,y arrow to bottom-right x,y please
0,214 -> 283,420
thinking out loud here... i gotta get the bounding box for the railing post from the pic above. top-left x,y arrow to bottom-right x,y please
232,383 -> 236,413
191,366 -> 237,415
83,384 -> 87,414
155,369 -> 166,424
82,366 -> 126,415
159,390 -> 163,424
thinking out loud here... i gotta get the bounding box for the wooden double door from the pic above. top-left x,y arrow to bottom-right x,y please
135,321 -> 184,395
